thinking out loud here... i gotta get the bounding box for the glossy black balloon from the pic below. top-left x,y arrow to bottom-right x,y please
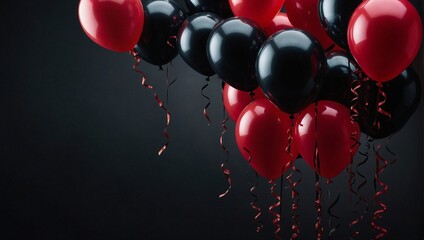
357,68 -> 422,139
135,0 -> 186,66
318,0 -> 362,49
177,13 -> 221,76
207,17 -> 266,92
318,51 -> 358,107
185,0 -> 233,19
256,30 -> 326,114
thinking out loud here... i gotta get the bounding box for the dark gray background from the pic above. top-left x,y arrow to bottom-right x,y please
0,0 -> 423,239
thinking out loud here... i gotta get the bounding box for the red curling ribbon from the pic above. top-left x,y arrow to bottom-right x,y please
348,66 -> 367,238
371,142 -> 389,239
327,180 -> 341,240
374,82 -> 392,127
384,136 -> 398,165
285,115 -> 301,239
243,147 -> 264,233
269,179 -> 282,240
201,77 -> 211,126
313,102 -> 324,240
370,83 -> 390,239
218,91 -> 232,198
130,50 -> 170,156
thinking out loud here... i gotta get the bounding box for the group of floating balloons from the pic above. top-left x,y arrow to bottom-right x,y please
78,0 -> 422,181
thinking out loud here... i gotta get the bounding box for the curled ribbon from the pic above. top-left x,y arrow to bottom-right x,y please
218,93 -> 232,198
313,103 -> 324,239
269,180 -> 282,240
385,136 -> 398,165
370,82 -> 390,239
371,142 -> 389,239
327,180 -> 341,240
284,115 -> 301,239
130,50 -> 170,156
243,147 -> 264,232
201,77 -> 211,126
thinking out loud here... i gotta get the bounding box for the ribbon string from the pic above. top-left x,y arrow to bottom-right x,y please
269,180 -> 282,240
370,83 -> 390,239
201,77 -> 211,126
284,115 -> 301,239
327,180 -> 341,240
244,147 -> 264,232
371,142 -> 389,239
313,102 -> 324,239
219,90 -> 232,198
130,51 -> 170,156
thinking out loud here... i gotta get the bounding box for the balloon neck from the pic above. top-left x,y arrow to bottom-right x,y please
249,91 -> 255,102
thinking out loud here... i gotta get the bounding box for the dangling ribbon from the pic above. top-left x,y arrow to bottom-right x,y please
327,179 -> 341,240
353,70 -> 370,225
244,147 -> 264,233
219,82 -> 231,198
285,114 -> 301,239
371,82 -> 390,239
354,136 -> 373,234
165,62 -> 178,104
201,76 -> 211,126
130,50 -> 170,156
347,163 -> 359,238
269,179 -> 282,240
313,102 -> 324,239
348,66 -> 367,238
385,136 -> 398,165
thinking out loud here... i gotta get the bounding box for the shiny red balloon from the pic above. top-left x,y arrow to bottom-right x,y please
347,0 -> 422,82
236,99 -> 299,180
223,84 -> 266,121
294,101 -> 359,179
263,12 -> 293,36
78,0 -> 144,52
229,0 -> 285,27
285,0 -> 334,48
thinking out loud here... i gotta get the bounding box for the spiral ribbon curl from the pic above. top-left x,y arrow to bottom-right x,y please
219,88 -> 232,198
313,103 -> 324,239
269,180 -> 282,240
201,77 -> 211,126
130,51 -> 170,156
370,83 -> 391,239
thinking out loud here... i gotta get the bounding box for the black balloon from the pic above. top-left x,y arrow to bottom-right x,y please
135,0 -> 186,66
207,17 -> 266,92
358,68 -> 422,139
318,0 -> 362,49
185,0 -> 233,19
177,13 -> 221,76
256,30 -> 326,114
319,51 -> 358,107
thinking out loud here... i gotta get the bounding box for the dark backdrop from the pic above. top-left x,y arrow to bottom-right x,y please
0,0 -> 423,239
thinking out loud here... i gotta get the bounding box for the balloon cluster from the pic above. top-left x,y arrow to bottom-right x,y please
79,0 -> 422,181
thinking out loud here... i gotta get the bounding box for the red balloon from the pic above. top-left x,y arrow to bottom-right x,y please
78,0 -> 144,52
223,84 -> 266,122
285,0 -> 334,48
229,0 -> 285,27
263,12 -> 293,36
347,0 -> 422,82
294,101 -> 359,179
235,99 -> 299,180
